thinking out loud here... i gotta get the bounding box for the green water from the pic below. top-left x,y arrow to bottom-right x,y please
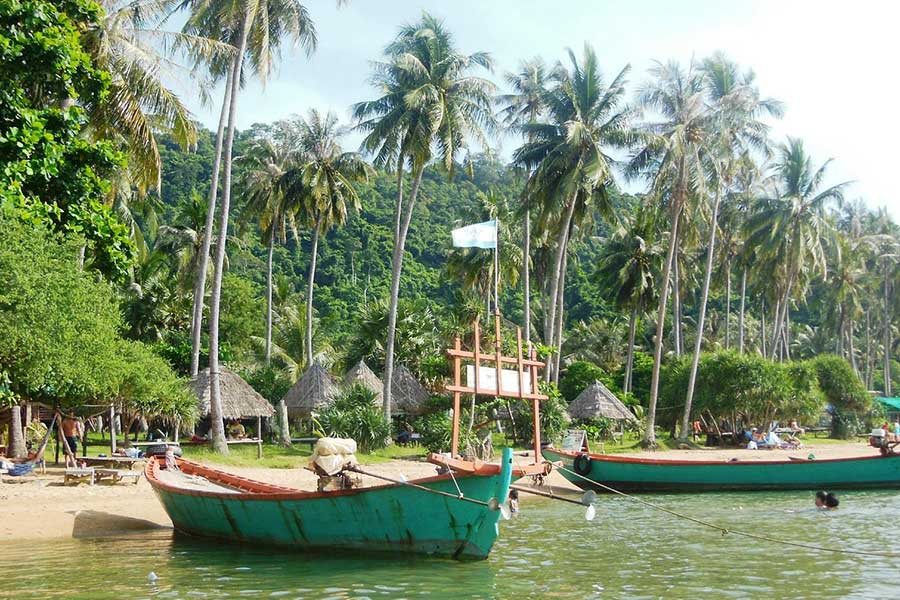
5,490 -> 898,599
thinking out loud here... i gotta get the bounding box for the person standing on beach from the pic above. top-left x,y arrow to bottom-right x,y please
60,413 -> 83,468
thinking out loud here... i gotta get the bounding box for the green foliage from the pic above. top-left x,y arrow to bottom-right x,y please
220,273 -> 264,363
810,354 -> 871,438
559,360 -> 617,402
243,365 -> 291,407
511,382 -> 570,445
0,0 -> 133,280
317,384 -> 391,452
660,351 -> 824,430
581,416 -> 617,442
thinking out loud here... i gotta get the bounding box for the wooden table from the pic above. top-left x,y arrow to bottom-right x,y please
95,468 -> 143,485
226,438 -> 264,459
80,456 -> 145,469
292,437 -> 319,449
64,467 -> 95,485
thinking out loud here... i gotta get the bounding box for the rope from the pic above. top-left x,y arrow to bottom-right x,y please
556,464 -> 900,559
348,466 -> 493,509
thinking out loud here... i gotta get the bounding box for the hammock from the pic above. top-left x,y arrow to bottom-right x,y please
4,414 -> 57,476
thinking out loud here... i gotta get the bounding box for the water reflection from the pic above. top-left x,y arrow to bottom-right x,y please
4,490 -> 898,599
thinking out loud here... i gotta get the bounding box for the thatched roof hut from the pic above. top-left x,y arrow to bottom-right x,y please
191,368 -> 274,419
342,360 -> 383,403
390,365 -> 430,416
283,363 -> 338,418
568,381 -> 637,422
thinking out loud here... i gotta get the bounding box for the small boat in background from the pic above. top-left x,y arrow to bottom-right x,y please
542,447 -> 900,493
147,447 -> 513,560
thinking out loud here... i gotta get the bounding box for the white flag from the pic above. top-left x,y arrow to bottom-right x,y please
451,220 -> 497,248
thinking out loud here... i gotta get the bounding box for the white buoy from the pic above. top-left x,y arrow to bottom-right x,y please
584,504 -> 596,521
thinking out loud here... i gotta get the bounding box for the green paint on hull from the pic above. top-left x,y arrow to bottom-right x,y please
151,448 -> 513,560
542,448 -> 900,493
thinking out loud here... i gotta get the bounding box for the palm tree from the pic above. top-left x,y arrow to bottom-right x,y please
627,60 -> 716,446
83,1 -> 231,191
185,0 -> 317,453
594,202 -> 663,394
353,13 -> 496,420
513,44 -> 635,380
497,58 -> 549,344
745,138 -> 849,362
680,54 -> 782,439
284,110 -> 373,366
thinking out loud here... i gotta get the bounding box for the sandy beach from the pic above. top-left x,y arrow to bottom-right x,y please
0,440 -> 881,543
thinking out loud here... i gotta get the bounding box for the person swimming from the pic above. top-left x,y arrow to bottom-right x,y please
508,489 -> 519,513
815,490 -> 839,509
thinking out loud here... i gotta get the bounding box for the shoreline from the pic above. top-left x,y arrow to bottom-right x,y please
0,440 -> 881,543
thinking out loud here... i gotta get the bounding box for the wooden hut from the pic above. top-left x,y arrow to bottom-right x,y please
390,365 -> 430,416
283,363 -> 338,418
567,381 -> 637,423
191,368 -> 274,420
342,360 -> 384,403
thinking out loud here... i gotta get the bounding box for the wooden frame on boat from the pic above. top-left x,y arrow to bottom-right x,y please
438,315 -> 548,476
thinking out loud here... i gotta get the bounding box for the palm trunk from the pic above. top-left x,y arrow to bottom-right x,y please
383,165 -> 423,420
645,193 -> 684,447
672,253 -> 683,357
265,227 -> 275,364
865,308 -> 872,389
208,10 -> 252,455
782,312 -> 791,361
523,206 -> 532,343
681,189 -> 721,440
738,266 -> 747,354
725,261 -> 731,350
305,216 -> 322,367
190,62 -> 233,378
770,264 -> 797,360
7,404 -> 26,458
760,299 -> 767,357
544,195 -> 578,369
885,263 -> 893,396
848,318 -> 858,374
277,399 -> 291,447
624,304 -> 638,394
552,242 -> 569,384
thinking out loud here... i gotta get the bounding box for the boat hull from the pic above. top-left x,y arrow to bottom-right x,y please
542,447 -> 900,493
147,449 -> 513,560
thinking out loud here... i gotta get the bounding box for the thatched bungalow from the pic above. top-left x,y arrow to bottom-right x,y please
568,381 -> 637,423
343,360 -> 383,404
283,363 -> 338,418
190,368 -> 274,420
390,364 -> 430,416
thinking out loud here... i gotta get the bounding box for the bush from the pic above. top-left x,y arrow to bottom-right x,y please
810,354 -> 871,438
512,382 -> 570,445
317,384 -> 390,452
560,361 -> 617,402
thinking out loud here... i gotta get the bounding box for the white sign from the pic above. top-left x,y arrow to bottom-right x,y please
465,365 -> 532,395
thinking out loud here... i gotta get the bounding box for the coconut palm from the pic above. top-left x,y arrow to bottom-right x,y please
745,138 -> 849,363
513,44 -> 635,380
353,13 -> 496,419
626,59 -> 717,446
283,110 -> 373,366
497,58 -> 550,343
184,0 -> 318,453
593,202 -> 664,394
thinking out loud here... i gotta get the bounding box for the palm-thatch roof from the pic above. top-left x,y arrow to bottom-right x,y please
567,381 -> 637,422
342,360 -> 383,403
191,368 -> 275,419
390,365 -> 430,416
283,363 -> 338,418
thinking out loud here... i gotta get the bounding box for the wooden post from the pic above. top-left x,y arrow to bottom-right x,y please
529,343 -> 541,461
451,336 -> 462,457
494,314 -> 503,397
109,405 -> 116,454
515,327 -> 525,400
256,415 -> 262,456
473,321 -> 481,395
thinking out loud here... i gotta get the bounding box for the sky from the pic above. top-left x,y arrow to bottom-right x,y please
181,0 -> 900,220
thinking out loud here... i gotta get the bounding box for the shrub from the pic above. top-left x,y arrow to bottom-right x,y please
413,412 -> 477,454
810,354 -> 871,438
512,382 -> 570,445
560,361 -> 618,402
317,384 -> 390,452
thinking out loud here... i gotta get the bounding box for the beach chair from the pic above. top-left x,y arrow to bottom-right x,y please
64,467 -> 95,485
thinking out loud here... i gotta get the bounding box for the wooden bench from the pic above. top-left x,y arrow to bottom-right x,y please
292,437 -> 319,450
64,467 -> 95,485
95,468 -> 142,485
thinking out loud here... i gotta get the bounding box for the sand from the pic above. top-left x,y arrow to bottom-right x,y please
0,440 -> 880,543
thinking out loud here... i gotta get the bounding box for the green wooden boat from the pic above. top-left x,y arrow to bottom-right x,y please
146,447 -> 513,560
542,447 -> 900,492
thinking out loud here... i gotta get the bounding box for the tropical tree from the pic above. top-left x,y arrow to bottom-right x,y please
284,110 -> 372,365
353,13 -> 496,419
627,59 -> 717,446
514,44 -> 635,381
497,57 -> 549,343
745,138 -> 849,362
594,202 -> 663,394
184,0 -> 317,453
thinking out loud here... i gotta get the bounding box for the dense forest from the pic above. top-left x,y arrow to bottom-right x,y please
2,0 -> 898,457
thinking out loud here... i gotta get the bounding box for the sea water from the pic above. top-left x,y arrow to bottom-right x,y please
4,490 -> 898,599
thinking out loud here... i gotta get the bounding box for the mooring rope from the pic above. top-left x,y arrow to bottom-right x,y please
556,464 -> 900,559
348,466 -> 494,509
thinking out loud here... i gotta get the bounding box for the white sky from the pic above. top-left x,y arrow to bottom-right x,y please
182,0 -> 900,220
